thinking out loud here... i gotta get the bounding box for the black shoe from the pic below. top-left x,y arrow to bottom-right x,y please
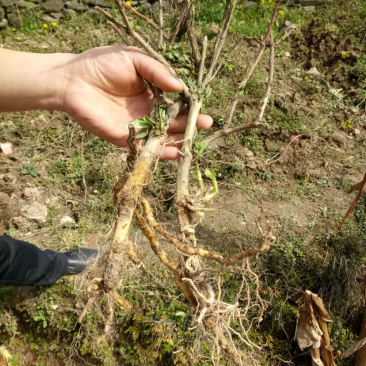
63,248 -> 101,275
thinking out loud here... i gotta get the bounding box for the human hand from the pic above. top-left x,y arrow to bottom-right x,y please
60,46 -> 213,159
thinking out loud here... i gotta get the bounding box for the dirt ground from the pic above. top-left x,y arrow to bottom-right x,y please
1,1 -> 366,365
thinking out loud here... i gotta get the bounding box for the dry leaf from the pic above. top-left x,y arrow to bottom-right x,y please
296,303 -> 323,350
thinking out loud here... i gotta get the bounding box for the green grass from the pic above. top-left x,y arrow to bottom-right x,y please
195,0 -> 310,38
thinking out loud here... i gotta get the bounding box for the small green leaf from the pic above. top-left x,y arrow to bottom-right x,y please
125,120 -> 150,130
142,116 -> 156,125
135,129 -> 150,139
204,168 -> 216,181
175,311 -> 186,317
125,116 -> 157,130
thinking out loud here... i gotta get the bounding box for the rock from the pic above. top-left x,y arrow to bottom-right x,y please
303,5 -> 315,11
23,187 -> 41,200
246,161 -> 256,169
85,0 -> 111,8
243,148 -> 254,158
6,12 -> 19,27
21,1 -> 37,10
87,9 -> 101,18
354,128 -> 361,136
60,215 -> 77,227
66,0 -> 88,11
41,0 -> 64,13
42,14 -> 58,23
279,20 -> 297,33
0,19 -> 8,29
50,12 -> 64,19
329,131 -> 347,148
22,202 -> 48,223
306,66 -> 321,77
0,6 -> 4,20
138,2 -> 151,11
63,7 -> 76,16
300,0 -> 330,5
0,0 -> 14,7
0,142 -> 12,155
37,114 -> 48,125
285,51 -> 291,57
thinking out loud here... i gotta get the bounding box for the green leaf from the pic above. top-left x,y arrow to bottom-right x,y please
175,311 -> 186,317
142,116 -> 156,125
125,120 -> 151,130
204,168 -> 216,181
125,116 -> 157,130
135,129 -> 150,139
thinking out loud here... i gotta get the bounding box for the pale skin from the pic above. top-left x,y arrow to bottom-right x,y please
0,46 -> 213,160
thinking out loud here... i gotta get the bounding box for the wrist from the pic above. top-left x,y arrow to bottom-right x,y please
35,53 -> 76,112
0,48 -> 75,113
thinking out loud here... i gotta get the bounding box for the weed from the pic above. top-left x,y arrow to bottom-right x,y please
21,164 -> 38,177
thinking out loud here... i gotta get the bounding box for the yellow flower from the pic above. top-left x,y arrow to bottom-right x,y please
261,0 -> 265,4
12,28 -> 16,31
43,23 -> 48,29
51,22 -> 58,27
341,122 -> 346,127
348,124 -> 352,129
126,0 -> 132,6
279,10 -> 284,15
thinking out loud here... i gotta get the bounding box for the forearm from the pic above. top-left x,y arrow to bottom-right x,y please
0,48 -> 75,112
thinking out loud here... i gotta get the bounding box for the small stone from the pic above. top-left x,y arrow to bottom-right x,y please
22,202 -> 48,223
63,7 -> 76,16
138,2 -> 151,11
306,66 -> 321,77
0,0 -> 14,7
37,114 -> 48,124
0,18 -> 8,29
0,6 -> 5,20
243,148 -> 254,158
21,1 -> 37,10
0,142 -> 12,155
280,20 -> 297,33
87,9 -> 101,18
42,14 -> 59,23
41,0 -> 64,13
85,0 -> 111,8
60,215 -> 77,227
354,128 -> 361,136
23,187 -> 41,200
66,0 -> 88,11
50,12 -> 64,19
285,52 -> 291,57
7,12 -> 20,27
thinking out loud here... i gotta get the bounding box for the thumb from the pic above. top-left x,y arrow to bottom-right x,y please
130,52 -> 183,93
